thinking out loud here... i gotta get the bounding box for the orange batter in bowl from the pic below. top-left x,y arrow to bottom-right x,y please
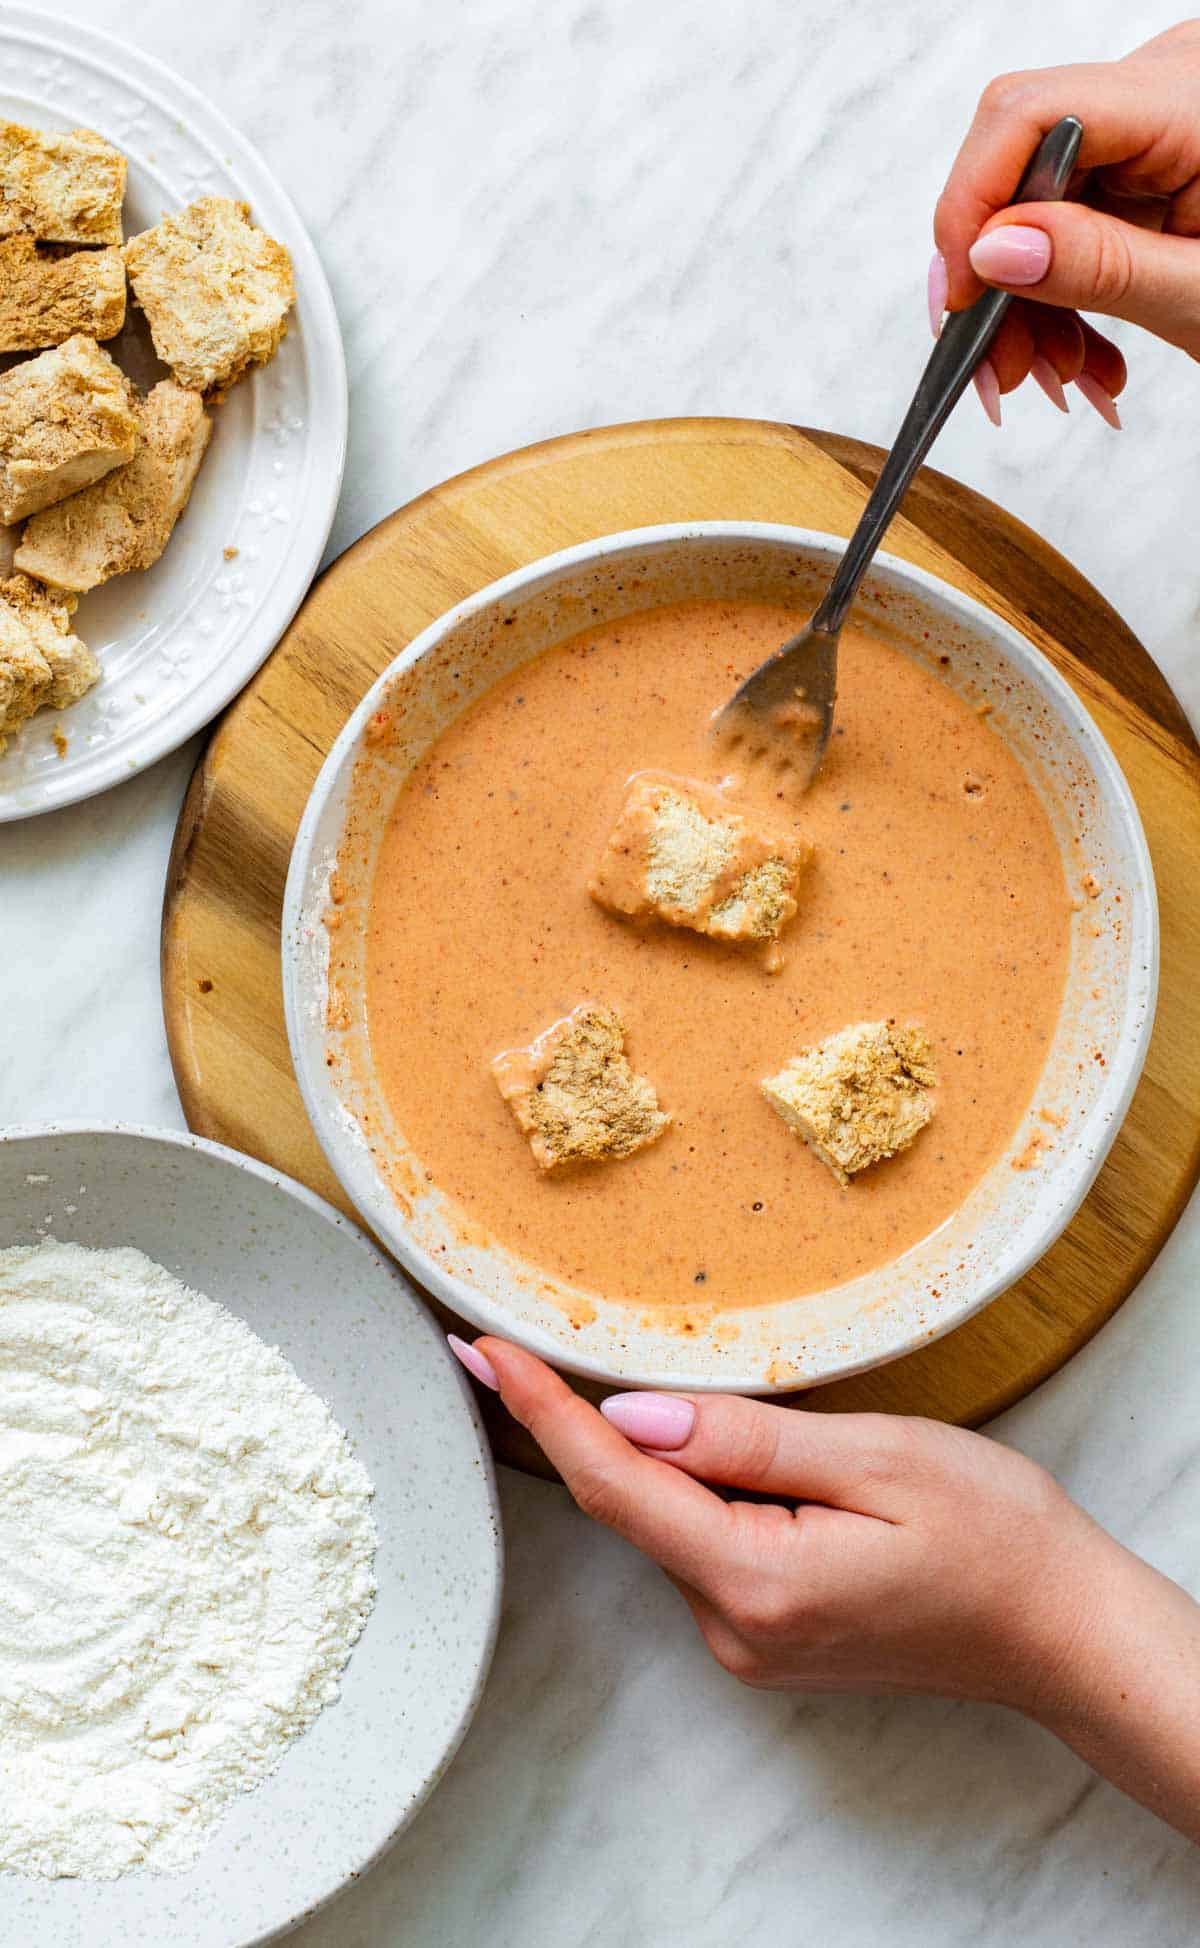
365,598 -> 1070,1312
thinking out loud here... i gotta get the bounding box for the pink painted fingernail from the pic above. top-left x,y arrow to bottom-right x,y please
448,1334 -> 500,1391
1074,372 -> 1123,429
973,358 -> 1002,427
968,224 -> 1052,286
927,251 -> 948,337
1030,355 -> 1069,413
601,1392 -> 695,1449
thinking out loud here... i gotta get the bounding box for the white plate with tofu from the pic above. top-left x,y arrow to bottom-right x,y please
282,523 -> 1157,1395
0,6 -> 346,819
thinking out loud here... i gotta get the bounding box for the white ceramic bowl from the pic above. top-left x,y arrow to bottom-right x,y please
283,524 -> 1158,1395
0,1125 -> 502,1948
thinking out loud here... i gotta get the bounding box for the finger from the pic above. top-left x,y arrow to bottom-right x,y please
1026,304 -> 1087,380
967,200 -> 1200,355
1022,309 -> 1123,415
972,304 -> 1088,403
1018,305 -> 1082,410
665,1567 -> 727,1637
671,1576 -> 758,1681
1067,320 -> 1126,428
600,1389 -> 907,1518
1164,175 -> 1200,238
985,305 -> 1036,394
475,1338 -> 740,1596
934,61 -> 1200,306
1086,182 -> 1171,234
1078,317 -> 1127,395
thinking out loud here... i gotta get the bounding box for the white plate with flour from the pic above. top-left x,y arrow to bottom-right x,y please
0,1125 -> 503,1947
0,8 -> 347,820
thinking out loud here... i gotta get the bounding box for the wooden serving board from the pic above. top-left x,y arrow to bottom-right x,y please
162,417 -> 1200,1476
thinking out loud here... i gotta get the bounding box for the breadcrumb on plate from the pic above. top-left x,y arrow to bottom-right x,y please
0,123 -> 126,245
15,379 -> 211,592
0,598 -> 51,751
125,196 -> 295,396
0,236 -> 126,350
0,571 -> 97,708
0,333 -> 138,524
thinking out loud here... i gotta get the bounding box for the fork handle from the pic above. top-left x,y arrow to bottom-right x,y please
811,114 -> 1083,639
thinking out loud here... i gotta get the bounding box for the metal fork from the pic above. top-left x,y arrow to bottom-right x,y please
712,115 -> 1083,788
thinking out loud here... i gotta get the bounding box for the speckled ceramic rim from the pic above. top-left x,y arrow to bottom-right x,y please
0,1120 -> 503,1946
283,522 -> 1159,1394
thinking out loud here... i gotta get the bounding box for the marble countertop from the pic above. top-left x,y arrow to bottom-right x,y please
4,0 -> 1200,1940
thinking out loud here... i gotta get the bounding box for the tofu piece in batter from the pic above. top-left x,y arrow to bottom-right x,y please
0,236 -> 126,350
0,334 -> 138,525
492,1002 -> 670,1172
590,773 -> 813,945
762,1021 -> 937,1187
0,123 -> 126,245
124,196 -> 295,395
15,379 -> 211,592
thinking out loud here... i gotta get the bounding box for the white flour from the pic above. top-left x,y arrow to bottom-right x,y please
0,1239 -> 378,1880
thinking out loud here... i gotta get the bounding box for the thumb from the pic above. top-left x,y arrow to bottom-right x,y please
467,1336 -> 739,1593
600,1388 -> 919,1519
968,201 -> 1200,356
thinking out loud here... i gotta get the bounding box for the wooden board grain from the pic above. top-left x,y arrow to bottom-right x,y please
162,417 -> 1200,1475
